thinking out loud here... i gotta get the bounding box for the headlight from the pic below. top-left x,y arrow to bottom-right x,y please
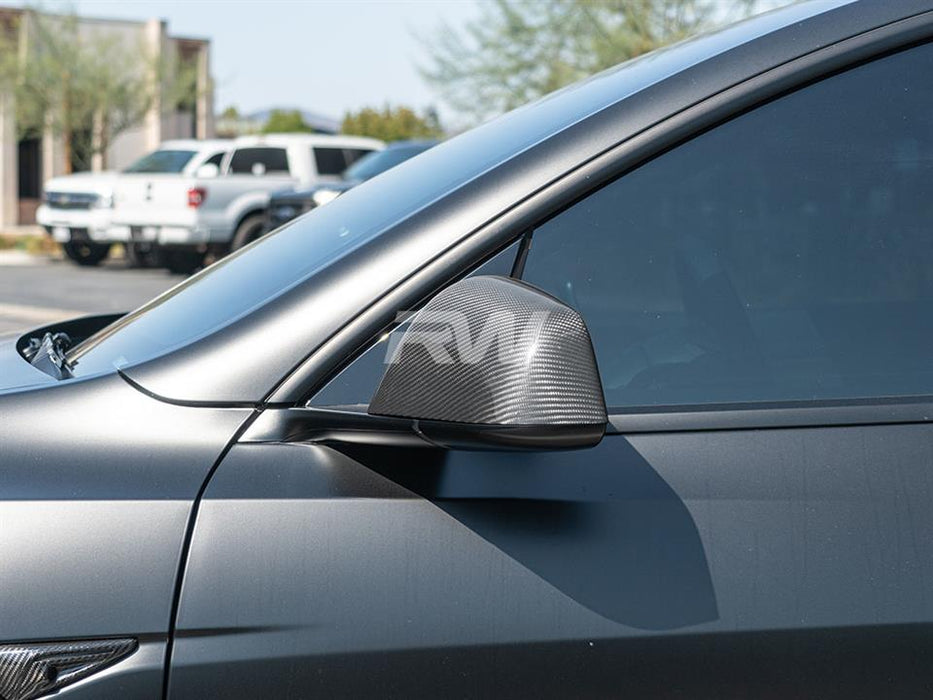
311,189 -> 340,207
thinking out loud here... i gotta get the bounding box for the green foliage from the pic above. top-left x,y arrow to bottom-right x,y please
220,105 -> 240,120
419,0 -> 762,124
0,8 -> 199,171
341,105 -> 443,142
262,109 -> 315,134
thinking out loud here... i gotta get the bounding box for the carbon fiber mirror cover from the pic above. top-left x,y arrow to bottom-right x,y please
369,276 -> 607,428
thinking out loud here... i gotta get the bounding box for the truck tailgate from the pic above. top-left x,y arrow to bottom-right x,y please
112,175 -> 197,227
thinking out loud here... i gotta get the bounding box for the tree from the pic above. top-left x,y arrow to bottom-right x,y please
419,0 -> 762,125
0,8 -> 198,172
341,105 -> 444,142
262,109 -> 314,134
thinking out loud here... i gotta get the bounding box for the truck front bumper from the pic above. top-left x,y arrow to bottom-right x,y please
36,205 -> 113,243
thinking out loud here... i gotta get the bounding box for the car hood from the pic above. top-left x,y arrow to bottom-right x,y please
0,332 -> 55,394
43,171 -> 119,197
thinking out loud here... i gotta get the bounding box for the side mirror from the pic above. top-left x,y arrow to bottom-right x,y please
195,163 -> 220,178
369,276 -> 607,450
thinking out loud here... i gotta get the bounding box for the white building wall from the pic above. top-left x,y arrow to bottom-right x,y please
107,124 -> 149,171
0,91 -> 16,227
0,9 -> 214,223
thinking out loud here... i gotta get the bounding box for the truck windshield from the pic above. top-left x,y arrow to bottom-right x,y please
124,150 -> 198,174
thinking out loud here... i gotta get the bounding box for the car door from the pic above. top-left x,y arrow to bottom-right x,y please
167,40 -> 933,697
198,146 -> 298,233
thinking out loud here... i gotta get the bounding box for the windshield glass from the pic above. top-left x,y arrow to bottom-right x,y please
66,4 -> 811,379
343,143 -> 433,181
123,149 -> 197,174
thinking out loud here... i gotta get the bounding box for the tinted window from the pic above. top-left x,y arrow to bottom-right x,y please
229,147 -> 290,174
203,151 -> 225,167
343,144 -> 433,181
309,241 -> 521,408
124,149 -> 197,174
314,147 -> 348,176
343,148 -> 373,168
522,44 -> 933,409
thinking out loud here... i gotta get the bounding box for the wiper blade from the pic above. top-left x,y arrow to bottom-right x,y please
23,332 -> 74,380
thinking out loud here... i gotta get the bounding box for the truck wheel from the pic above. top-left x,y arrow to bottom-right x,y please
164,250 -> 206,275
230,214 -> 267,251
125,242 -> 164,269
62,241 -> 111,267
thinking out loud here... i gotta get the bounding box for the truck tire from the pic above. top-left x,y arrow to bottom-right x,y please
164,249 -> 206,275
62,241 -> 111,267
125,242 -> 164,269
230,213 -> 267,251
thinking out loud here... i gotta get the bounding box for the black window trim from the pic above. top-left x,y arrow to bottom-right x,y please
606,395 -> 933,434
272,11 -> 933,437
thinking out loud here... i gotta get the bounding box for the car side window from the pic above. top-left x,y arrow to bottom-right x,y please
229,147 -> 290,175
343,148 -> 373,169
313,147 -> 349,176
521,42 -> 933,410
309,240 -> 521,409
203,151 -> 225,167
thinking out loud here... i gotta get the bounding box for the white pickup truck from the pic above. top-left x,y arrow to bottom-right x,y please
37,139 -> 231,267
36,172 -> 119,266
110,133 -> 383,273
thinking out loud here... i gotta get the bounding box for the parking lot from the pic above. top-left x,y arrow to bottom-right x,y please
0,251 -> 181,336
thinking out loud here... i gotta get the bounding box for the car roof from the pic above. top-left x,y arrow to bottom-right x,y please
231,133 -> 385,150
123,0 -> 933,403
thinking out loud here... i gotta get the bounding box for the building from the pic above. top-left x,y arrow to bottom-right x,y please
0,7 -> 214,226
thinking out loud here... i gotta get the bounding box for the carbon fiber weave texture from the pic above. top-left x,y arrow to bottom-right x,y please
369,276 -> 606,425
0,638 -> 136,700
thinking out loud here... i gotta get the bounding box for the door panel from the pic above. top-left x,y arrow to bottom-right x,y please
0,373 -> 252,698
168,422 -> 933,697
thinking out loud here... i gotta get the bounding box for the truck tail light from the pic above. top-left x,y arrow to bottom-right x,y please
187,187 -> 207,208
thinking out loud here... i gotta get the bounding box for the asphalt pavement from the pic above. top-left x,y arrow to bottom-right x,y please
0,251 -> 183,336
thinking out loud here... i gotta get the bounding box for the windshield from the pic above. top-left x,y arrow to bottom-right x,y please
123,149 -> 198,174
343,143 -> 433,181
66,3 -> 814,380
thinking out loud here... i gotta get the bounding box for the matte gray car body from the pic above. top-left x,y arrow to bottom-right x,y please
3,1 -> 933,697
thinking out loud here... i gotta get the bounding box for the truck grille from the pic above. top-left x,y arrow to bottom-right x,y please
44,192 -> 99,210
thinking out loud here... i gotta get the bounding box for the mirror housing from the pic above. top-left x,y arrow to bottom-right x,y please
195,163 -> 220,178
369,276 -> 607,450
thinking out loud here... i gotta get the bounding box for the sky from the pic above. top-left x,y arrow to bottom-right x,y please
22,0 -> 482,125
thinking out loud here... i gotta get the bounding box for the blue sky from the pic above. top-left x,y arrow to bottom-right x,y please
27,0 -> 481,125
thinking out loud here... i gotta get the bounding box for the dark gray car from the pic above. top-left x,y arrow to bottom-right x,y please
4,1 -> 933,697
264,140 -> 438,232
